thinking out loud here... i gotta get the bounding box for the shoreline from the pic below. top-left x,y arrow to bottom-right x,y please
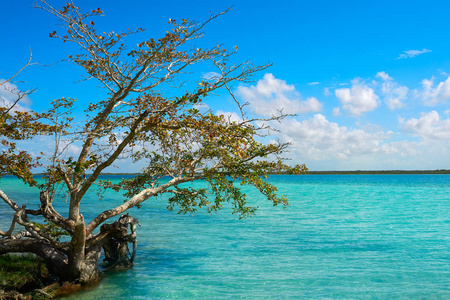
305,169 -> 450,175
22,169 -> 450,176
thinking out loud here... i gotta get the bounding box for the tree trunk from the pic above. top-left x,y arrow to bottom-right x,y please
1,214 -> 139,287
65,213 -> 139,283
67,247 -> 103,284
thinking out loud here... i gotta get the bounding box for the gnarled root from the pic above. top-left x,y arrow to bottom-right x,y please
100,213 -> 140,270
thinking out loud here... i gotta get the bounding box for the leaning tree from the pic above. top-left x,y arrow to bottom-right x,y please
0,1 -> 306,284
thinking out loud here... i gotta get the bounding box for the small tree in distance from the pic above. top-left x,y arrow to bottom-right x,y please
0,1 -> 306,285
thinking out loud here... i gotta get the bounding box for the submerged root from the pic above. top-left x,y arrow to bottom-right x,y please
100,213 -> 140,270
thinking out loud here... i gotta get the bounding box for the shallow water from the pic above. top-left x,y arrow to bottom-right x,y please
1,175 -> 449,299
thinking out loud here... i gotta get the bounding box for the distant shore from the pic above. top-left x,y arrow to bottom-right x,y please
20,169 -> 450,176
305,169 -> 450,175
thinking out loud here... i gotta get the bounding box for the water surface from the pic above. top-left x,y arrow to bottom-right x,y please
0,175 -> 449,299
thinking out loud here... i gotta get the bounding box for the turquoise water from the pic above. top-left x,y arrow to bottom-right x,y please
1,175 -> 449,299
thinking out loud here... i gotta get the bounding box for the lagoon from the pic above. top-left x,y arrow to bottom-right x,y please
1,175 -> 449,299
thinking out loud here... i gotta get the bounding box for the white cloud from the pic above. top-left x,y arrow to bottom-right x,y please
332,107 -> 341,116
276,114 -> 394,162
308,82 -> 319,85
376,71 -> 409,110
193,102 -> 210,113
0,79 -> 32,112
237,73 -> 323,117
268,113 -> 450,170
335,80 -> 379,116
298,97 -> 323,113
324,87 -> 331,96
416,76 -> 450,105
397,48 -> 431,59
252,73 -> 295,96
376,71 -> 392,81
66,143 -> 82,157
216,110 -> 241,123
201,72 -> 221,80
401,111 -> 450,140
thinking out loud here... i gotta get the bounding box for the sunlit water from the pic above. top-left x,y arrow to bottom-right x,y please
1,175 -> 449,299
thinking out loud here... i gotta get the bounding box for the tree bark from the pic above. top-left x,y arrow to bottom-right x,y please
1,213 -> 139,285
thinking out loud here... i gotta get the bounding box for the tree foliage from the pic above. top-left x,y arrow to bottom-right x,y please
0,0 -> 306,285
0,56 -> 44,185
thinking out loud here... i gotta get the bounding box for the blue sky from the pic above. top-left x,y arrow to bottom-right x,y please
1,0 -> 450,171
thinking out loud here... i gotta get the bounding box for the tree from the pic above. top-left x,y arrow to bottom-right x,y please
0,1 -> 306,285
0,54 -> 50,185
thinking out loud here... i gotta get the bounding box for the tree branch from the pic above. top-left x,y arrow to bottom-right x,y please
85,175 -> 196,235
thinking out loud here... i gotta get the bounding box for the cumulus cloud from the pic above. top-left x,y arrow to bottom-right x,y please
332,107 -> 341,116
324,87 -> 331,97
335,80 -> 379,116
0,80 -> 32,112
400,111 -> 450,140
416,76 -> 450,105
397,48 -> 431,59
298,97 -> 323,113
276,114 -> 394,162
376,71 -> 409,110
216,110 -> 241,123
237,73 -> 323,117
376,71 -> 392,81
268,113 -> 450,170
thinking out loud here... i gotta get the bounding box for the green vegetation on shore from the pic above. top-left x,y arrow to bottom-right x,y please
0,254 -> 96,299
305,169 -> 450,175
0,254 -> 55,299
28,169 -> 450,177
